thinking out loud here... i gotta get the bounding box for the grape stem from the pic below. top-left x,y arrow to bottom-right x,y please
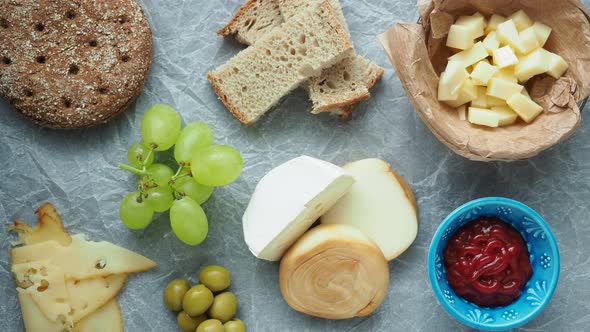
119,163 -> 147,175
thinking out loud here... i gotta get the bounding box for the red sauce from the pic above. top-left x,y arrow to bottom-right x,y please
443,217 -> 532,307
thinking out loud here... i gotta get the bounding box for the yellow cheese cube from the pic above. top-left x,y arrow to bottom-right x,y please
456,14 -> 485,39
447,24 -> 476,50
490,105 -> 519,126
494,67 -> 518,83
483,31 -> 501,55
471,87 -> 489,108
507,93 -> 543,123
497,20 -> 525,53
485,14 -> 506,34
445,78 -> 478,107
471,61 -> 498,86
487,78 -> 524,100
438,61 -> 469,101
545,51 -> 569,79
468,107 -> 500,127
488,96 -> 507,107
449,42 -> 488,67
519,26 -> 540,54
457,105 -> 467,121
532,21 -> 552,47
515,49 -> 551,82
508,10 -> 534,31
493,46 -> 519,68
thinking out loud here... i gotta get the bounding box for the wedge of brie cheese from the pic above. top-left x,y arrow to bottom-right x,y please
242,156 -> 355,261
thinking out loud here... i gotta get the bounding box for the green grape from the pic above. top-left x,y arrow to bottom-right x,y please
145,186 -> 174,212
191,145 -> 243,187
175,176 -> 214,205
145,163 -> 174,187
141,104 -> 181,151
174,122 -> 213,164
127,142 -> 154,168
119,192 -> 154,230
170,197 -> 208,245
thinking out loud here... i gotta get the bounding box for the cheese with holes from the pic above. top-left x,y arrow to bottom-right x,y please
67,274 -> 127,322
497,20 -> 524,53
515,49 -> 551,82
546,51 -> 569,79
18,293 -> 65,332
487,78 -> 524,100
493,46 -> 519,68
532,21 -> 552,46
449,42 -> 488,67
471,62 -> 498,86
242,156 -> 355,261
447,24 -> 475,50
507,94 -> 543,123
76,299 -> 123,332
11,234 -> 156,279
486,14 -> 506,34
438,61 -> 468,101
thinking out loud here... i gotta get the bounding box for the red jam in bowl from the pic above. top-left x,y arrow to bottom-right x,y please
443,217 -> 533,307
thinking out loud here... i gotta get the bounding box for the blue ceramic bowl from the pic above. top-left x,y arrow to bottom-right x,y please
428,197 -> 560,331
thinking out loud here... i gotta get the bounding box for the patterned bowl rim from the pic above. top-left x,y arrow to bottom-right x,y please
428,197 -> 560,331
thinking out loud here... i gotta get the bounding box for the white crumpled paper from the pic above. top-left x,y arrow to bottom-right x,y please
1,0 -> 590,331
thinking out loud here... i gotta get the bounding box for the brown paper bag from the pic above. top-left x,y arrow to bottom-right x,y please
379,0 -> 590,161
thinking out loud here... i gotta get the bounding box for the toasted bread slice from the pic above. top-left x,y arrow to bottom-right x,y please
209,0 -> 354,124
217,0 -> 284,45
218,0 -> 383,118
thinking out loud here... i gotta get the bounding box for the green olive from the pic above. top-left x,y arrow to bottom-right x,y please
163,279 -> 190,311
224,318 -> 245,332
207,292 -> 238,323
182,284 -> 214,317
176,311 -> 206,332
196,319 -> 224,332
198,265 -> 231,292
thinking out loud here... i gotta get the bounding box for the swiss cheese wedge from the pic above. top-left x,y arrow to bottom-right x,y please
75,299 -> 123,332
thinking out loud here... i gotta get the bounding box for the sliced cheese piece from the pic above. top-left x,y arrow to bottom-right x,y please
75,299 -> 123,332
447,24 -> 475,50
11,234 -> 156,279
493,46 -> 519,68
449,42 -> 488,67
471,61 -> 498,86
471,86 -> 488,108
532,21 -> 552,47
321,159 -> 418,261
483,31 -> 501,55
445,78 -> 478,107
242,156 -> 355,261
438,61 -> 468,101
13,261 -> 71,325
519,26 -> 540,54
508,10 -> 534,31
497,20 -> 524,53
457,105 -> 467,120
67,274 -> 127,322
487,78 -> 524,100
494,67 -> 518,83
545,51 -> 569,79
18,292 -> 65,332
455,14 -> 485,39
10,203 -> 71,246
486,14 -> 506,34
515,49 -> 551,82
468,107 -> 500,127
507,93 -> 543,123
491,105 -> 519,126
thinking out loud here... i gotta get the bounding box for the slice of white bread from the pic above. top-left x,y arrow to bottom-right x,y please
218,0 -> 384,118
217,0 -> 284,45
209,0 -> 354,125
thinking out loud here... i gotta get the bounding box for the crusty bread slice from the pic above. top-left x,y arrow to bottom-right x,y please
209,0 -> 354,125
217,0 -> 283,45
279,0 -> 348,35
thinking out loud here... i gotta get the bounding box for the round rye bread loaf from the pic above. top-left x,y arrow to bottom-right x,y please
0,0 -> 152,128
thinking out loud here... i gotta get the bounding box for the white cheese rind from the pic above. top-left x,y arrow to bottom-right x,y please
242,156 -> 354,261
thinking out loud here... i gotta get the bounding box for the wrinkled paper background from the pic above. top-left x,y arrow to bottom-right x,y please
1,0 -> 590,331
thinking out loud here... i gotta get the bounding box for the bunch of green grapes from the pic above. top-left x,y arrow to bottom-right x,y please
119,104 -> 243,245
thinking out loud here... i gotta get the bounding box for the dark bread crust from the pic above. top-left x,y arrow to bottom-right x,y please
0,0 -> 152,129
